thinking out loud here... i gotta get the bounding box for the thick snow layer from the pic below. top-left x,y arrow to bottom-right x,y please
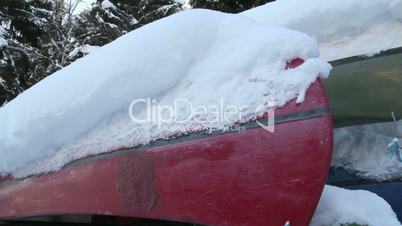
310,185 -> 401,226
242,0 -> 402,61
332,121 -> 402,180
0,9 -> 331,177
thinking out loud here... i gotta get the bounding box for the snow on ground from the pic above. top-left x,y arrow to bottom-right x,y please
0,9 -> 331,177
311,185 -> 402,226
332,121 -> 402,180
242,0 -> 402,61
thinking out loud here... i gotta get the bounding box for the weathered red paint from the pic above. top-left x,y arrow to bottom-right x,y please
0,58 -> 333,225
0,78 -> 332,226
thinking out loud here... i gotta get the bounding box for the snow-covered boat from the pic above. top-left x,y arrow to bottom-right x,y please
0,59 -> 333,226
3,0 -> 402,224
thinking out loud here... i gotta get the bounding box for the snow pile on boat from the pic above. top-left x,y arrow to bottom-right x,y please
242,0 -> 402,61
311,185 -> 402,226
0,9 -> 331,178
332,121 -> 402,180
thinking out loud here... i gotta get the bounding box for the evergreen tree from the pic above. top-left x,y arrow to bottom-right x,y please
40,0 -> 83,72
73,0 -> 133,48
74,0 -> 185,47
0,0 -> 86,106
0,0 -> 53,106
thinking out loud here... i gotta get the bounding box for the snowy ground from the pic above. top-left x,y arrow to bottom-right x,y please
311,185 -> 401,226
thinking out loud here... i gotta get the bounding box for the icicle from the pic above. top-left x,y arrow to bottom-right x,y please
386,112 -> 402,162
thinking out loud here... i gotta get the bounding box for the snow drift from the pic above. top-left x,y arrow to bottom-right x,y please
242,0 -> 402,60
0,9 -> 331,177
310,185 -> 401,226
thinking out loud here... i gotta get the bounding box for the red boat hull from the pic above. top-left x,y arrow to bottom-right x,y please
0,80 -> 333,226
